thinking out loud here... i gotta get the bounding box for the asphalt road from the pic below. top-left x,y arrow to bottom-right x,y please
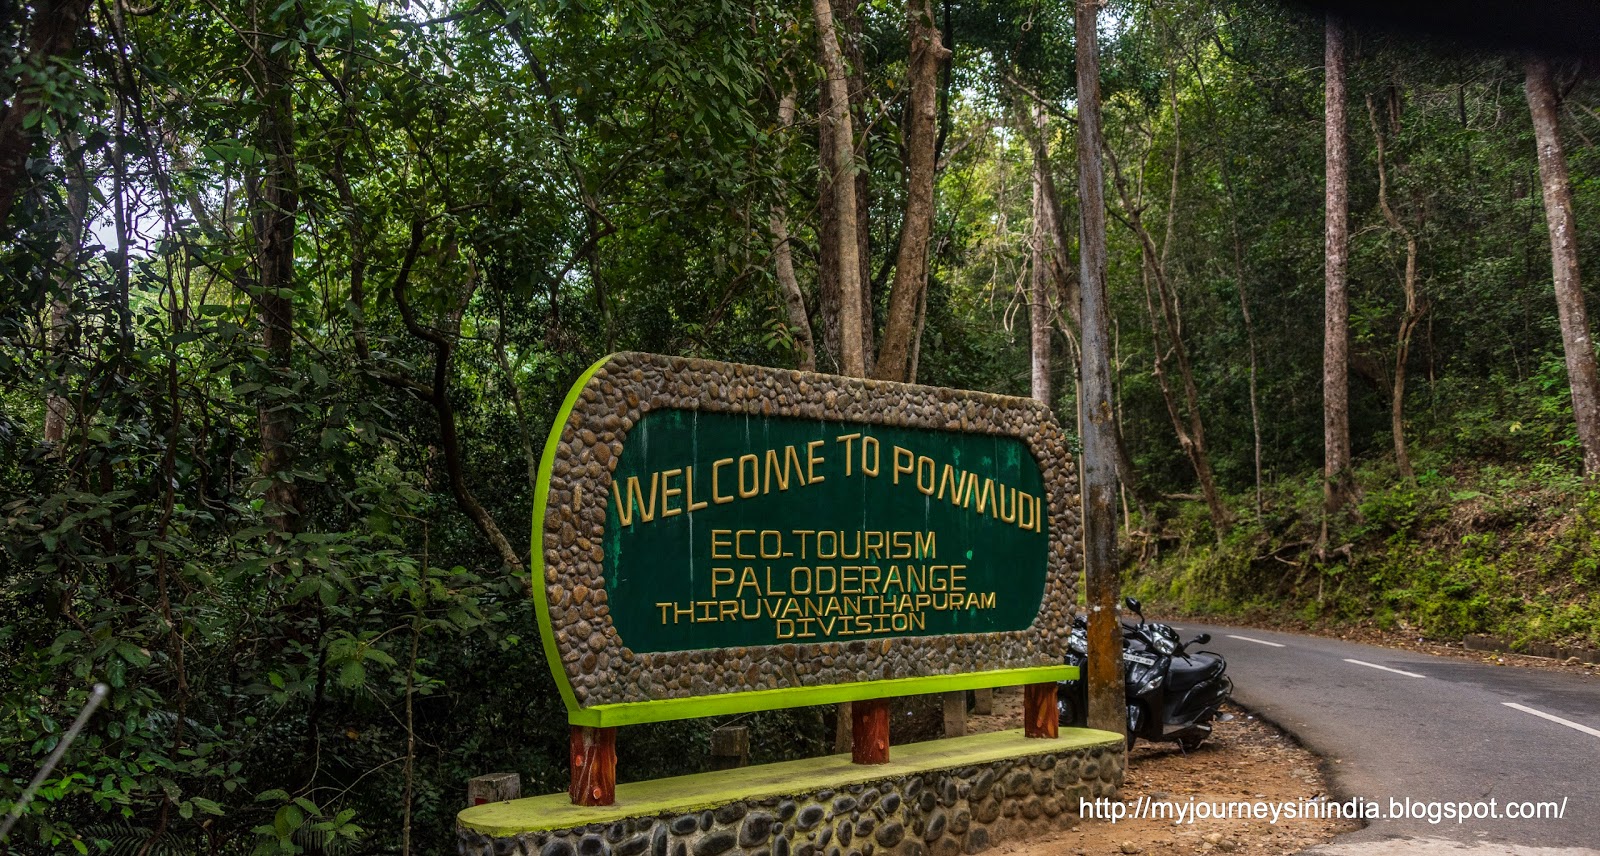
1173,622 -> 1600,855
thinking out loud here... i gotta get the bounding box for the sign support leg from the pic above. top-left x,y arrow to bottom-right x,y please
850,698 -> 891,764
569,725 -> 616,806
1023,682 -> 1059,738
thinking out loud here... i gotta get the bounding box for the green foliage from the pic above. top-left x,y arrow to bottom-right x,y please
1131,458 -> 1600,651
6,0 -> 1600,851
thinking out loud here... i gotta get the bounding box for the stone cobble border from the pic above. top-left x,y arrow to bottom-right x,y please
458,739 -> 1124,856
540,353 -> 1081,708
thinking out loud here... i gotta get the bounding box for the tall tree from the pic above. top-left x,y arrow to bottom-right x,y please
1368,91 -> 1425,481
1526,56 -> 1600,477
1029,102 -> 1053,404
814,0 -> 866,377
43,135 -> 89,444
771,90 -> 817,371
1105,87 -> 1229,537
251,0 -> 303,537
1185,46 -> 1264,519
1074,0 -> 1124,737
875,0 -> 950,382
0,0 -> 92,227
1322,13 -> 1355,525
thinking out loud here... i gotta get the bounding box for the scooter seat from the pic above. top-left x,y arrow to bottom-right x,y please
1167,652 -> 1225,691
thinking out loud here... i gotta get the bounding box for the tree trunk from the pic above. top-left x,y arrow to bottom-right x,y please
1527,57 -> 1600,477
252,1 -> 302,536
772,91 -> 817,371
1185,50 -> 1263,519
1134,235 -> 1228,536
813,0 -> 866,377
841,5 -> 875,376
908,280 -> 928,383
44,134 -> 89,445
1074,0 -> 1124,739
1029,102 -> 1052,404
874,0 -> 949,382
0,0 -> 92,228
1323,14 -> 1355,523
1106,135 -> 1229,538
1368,94 -> 1423,482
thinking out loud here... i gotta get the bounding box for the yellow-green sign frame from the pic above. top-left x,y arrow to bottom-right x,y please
531,353 -> 1081,725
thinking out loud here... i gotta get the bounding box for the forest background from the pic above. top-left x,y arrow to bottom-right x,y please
4,0 -> 1600,852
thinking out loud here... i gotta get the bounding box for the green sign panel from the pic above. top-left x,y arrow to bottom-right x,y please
602,409 -> 1049,653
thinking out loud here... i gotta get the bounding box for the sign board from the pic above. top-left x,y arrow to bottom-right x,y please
532,353 -> 1079,726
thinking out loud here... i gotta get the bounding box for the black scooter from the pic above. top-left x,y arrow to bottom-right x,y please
1057,597 -> 1232,750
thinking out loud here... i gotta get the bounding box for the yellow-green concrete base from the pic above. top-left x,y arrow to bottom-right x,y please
457,728 -> 1125,856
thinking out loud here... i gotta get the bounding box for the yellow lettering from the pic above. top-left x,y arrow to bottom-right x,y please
893,446 -> 914,484
711,567 -> 734,597
817,530 -> 837,559
738,454 -> 760,498
785,445 -> 808,487
686,466 -> 709,512
836,433 -> 860,475
791,529 -> 814,559
916,531 -> 936,558
863,531 -> 885,559
765,448 -> 790,492
712,458 -> 735,504
970,479 -> 995,515
891,531 -> 912,559
736,529 -> 757,558
611,479 -> 634,526
841,530 -> 861,559
806,440 -> 826,483
660,468 -> 683,517
711,529 -> 733,559
760,530 -> 783,558
862,436 -> 880,476
916,457 -> 936,495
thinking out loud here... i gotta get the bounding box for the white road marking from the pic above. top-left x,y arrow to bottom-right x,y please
1343,658 -> 1426,678
1226,634 -> 1285,648
1503,702 -> 1600,739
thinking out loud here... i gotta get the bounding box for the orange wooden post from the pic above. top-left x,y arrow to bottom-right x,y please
851,698 -> 891,764
1024,682 -> 1059,738
569,725 -> 617,806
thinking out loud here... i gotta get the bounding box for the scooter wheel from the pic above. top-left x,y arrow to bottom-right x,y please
1056,695 -> 1081,727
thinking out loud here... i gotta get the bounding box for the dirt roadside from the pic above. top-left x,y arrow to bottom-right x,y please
967,692 -> 1354,855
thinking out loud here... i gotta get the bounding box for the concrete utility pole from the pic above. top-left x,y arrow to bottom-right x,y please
1073,0 -> 1126,736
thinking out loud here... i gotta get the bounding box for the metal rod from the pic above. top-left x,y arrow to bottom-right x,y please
0,683 -> 109,843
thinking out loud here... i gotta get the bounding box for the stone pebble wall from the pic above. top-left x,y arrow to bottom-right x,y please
458,741 -> 1124,856
541,352 -> 1082,707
